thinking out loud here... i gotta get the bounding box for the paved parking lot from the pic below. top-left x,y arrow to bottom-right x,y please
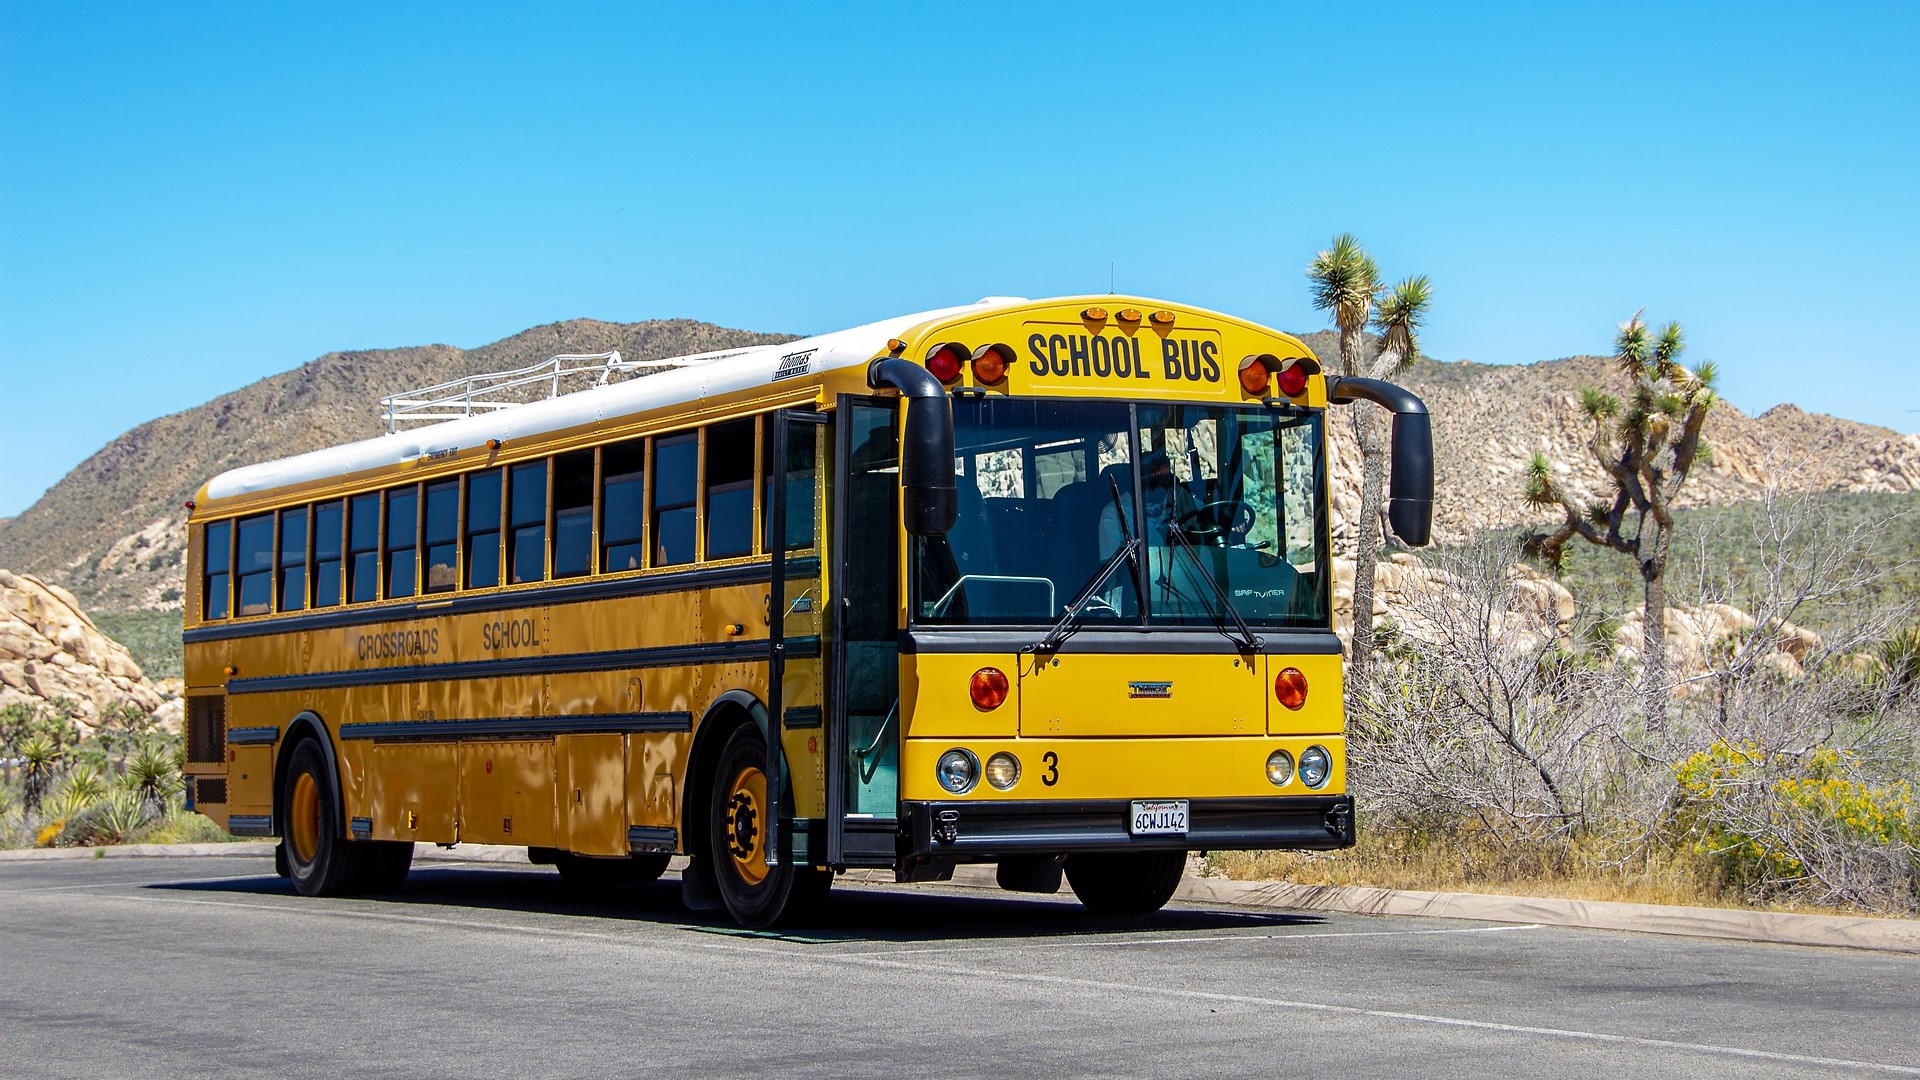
3,854 -> 1917,1078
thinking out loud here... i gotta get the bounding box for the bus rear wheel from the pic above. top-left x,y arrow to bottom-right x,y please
705,725 -> 829,928
1064,851 -> 1185,914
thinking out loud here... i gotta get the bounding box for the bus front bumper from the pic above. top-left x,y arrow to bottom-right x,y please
902,795 -> 1354,860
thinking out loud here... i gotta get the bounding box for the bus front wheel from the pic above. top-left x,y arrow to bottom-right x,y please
705,725 -> 829,928
1064,851 -> 1185,914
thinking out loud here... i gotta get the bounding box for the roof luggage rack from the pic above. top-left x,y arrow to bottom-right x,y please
378,346 -> 757,432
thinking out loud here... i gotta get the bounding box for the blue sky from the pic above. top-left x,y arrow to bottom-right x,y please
2,2 -> 1916,518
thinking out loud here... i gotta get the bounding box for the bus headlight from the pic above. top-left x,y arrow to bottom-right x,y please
1265,749 -> 1295,787
1299,745 -> 1332,789
937,748 -> 980,794
985,752 -> 1020,790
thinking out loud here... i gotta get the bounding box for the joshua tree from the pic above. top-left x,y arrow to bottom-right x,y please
21,734 -> 61,816
1522,312 -> 1717,718
1307,235 -> 1431,685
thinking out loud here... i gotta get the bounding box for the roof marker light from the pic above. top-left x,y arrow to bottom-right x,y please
1149,310 -> 1176,327
1082,306 -> 1109,322
1117,308 -> 1143,323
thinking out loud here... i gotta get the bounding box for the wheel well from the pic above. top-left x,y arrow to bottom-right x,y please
272,712 -> 339,838
682,695 -> 762,858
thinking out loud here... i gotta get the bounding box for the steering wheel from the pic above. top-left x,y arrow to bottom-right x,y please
1173,499 -> 1253,543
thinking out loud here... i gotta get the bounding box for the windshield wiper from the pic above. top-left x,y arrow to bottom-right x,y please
1026,537 -> 1139,656
1162,522 -> 1262,653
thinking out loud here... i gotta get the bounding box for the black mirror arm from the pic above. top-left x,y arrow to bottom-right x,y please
866,358 -> 957,536
1326,376 -> 1434,548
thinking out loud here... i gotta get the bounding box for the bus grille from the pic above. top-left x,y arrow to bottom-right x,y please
186,696 -> 226,764
196,777 -> 228,806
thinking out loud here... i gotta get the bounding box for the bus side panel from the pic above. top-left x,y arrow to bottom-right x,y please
625,731 -> 688,834
456,740 -> 557,848
557,733 -> 627,855
368,743 -> 458,843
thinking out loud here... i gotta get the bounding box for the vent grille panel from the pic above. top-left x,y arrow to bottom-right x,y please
196,777 -> 228,805
186,697 -> 227,764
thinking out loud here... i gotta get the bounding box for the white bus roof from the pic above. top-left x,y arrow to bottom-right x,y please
204,298 -> 1027,503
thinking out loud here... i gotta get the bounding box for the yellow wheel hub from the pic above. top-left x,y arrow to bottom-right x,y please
724,765 -> 769,886
289,772 -> 321,865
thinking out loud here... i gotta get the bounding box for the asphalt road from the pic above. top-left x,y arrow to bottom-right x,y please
2,855 -> 1917,1079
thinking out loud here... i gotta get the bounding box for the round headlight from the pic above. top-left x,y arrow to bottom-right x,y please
937,748 -> 980,795
1265,748 -> 1295,787
1299,745 -> 1331,789
985,752 -> 1021,790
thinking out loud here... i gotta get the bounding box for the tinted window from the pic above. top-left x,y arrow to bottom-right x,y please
653,433 -> 697,566
601,439 -> 646,573
706,418 -> 755,560
348,494 -> 380,603
385,485 -> 418,599
235,513 -> 274,616
313,500 -> 343,608
765,417 -> 818,553
466,469 -> 502,589
508,461 -> 546,584
423,481 -> 458,593
279,507 -> 308,613
552,449 -> 593,579
203,520 -> 231,620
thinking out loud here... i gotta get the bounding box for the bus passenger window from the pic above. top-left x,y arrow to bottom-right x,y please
601,439 -> 646,572
552,449 -> 593,579
203,520 -> 232,620
423,480 -> 458,593
279,506 -> 308,612
764,418 -> 817,552
705,418 -> 755,560
508,461 -> 547,583
348,494 -> 379,602
312,500 -> 343,607
235,513 -> 274,616
466,469 -> 502,589
386,485 -> 419,599
653,433 -> 697,566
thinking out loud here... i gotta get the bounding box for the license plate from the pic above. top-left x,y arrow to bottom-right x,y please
1130,799 -> 1189,835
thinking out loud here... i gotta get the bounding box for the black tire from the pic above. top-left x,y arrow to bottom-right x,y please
1064,851 -> 1186,914
706,724 -> 830,928
280,738 -> 366,897
357,841 -> 415,894
554,852 -> 671,888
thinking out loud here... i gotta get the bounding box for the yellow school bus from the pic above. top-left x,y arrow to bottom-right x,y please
181,295 -> 1432,927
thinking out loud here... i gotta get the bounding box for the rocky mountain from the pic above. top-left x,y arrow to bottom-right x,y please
0,319 -> 795,611
1318,344 -> 1920,548
3,322 -> 1917,615
0,569 -> 173,730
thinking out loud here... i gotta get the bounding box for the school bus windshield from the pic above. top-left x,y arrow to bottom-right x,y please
912,398 -> 1329,629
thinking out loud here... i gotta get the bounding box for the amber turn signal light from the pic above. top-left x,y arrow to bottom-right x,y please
1238,357 -> 1271,396
970,667 -> 1009,711
1274,667 -> 1308,710
971,343 -> 1013,385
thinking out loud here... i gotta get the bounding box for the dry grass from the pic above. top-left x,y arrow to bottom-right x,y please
1202,829 -> 1872,917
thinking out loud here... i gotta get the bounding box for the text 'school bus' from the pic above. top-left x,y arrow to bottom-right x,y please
181,296 -> 1433,927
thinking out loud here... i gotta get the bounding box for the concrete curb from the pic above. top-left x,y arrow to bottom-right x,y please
8,842 -> 1917,954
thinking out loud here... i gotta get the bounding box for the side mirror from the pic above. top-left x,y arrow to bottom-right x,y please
866,359 -> 957,535
1326,377 -> 1433,547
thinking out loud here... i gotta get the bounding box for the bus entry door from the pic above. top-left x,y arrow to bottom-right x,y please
766,410 -> 828,869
